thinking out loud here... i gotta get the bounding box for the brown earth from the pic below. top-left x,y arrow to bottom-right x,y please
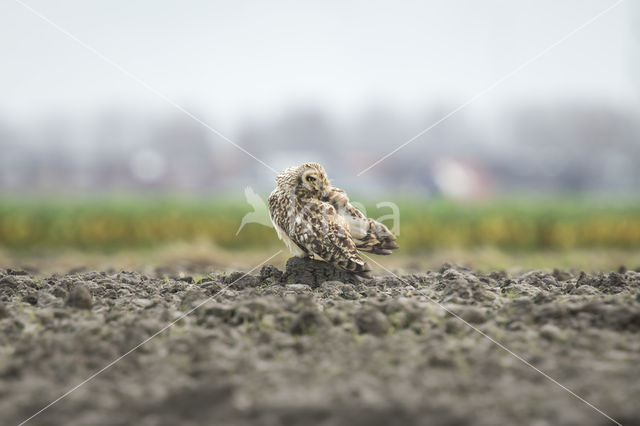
1,258 -> 639,426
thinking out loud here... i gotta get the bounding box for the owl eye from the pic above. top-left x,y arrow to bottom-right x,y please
306,175 -> 316,182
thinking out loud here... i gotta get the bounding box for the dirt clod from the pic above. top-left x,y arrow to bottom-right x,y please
22,292 -> 38,306
539,323 -> 564,341
283,257 -> 361,287
66,284 -> 92,309
0,275 -> 19,289
290,307 -> 330,335
355,307 -> 390,336
0,303 -> 8,319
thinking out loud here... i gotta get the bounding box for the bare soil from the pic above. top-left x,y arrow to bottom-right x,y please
1,258 -> 639,425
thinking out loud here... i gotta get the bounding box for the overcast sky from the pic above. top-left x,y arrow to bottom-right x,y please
1,0 -> 637,131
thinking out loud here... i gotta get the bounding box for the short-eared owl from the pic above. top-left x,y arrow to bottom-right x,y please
268,162 -> 398,278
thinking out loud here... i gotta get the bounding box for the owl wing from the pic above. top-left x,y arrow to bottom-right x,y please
293,200 -> 372,278
268,189 -> 310,257
323,186 -> 398,255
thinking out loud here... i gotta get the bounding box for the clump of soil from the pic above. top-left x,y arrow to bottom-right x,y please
282,257 -> 361,286
0,262 -> 639,426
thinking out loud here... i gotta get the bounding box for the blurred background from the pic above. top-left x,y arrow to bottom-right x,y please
1,0 -> 639,273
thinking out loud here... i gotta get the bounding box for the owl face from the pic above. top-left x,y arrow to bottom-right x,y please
299,163 -> 329,196
275,162 -> 330,199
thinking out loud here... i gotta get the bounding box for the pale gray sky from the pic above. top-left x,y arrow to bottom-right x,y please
1,0 -> 637,131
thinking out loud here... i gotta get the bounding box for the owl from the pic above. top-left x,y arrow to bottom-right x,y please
268,162 -> 398,278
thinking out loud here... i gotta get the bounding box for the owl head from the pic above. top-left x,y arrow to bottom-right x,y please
276,162 -> 330,198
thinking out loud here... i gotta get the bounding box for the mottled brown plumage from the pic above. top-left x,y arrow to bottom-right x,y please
322,186 -> 399,255
268,162 -> 398,278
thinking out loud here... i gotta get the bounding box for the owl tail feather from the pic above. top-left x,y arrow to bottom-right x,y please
355,219 -> 399,255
